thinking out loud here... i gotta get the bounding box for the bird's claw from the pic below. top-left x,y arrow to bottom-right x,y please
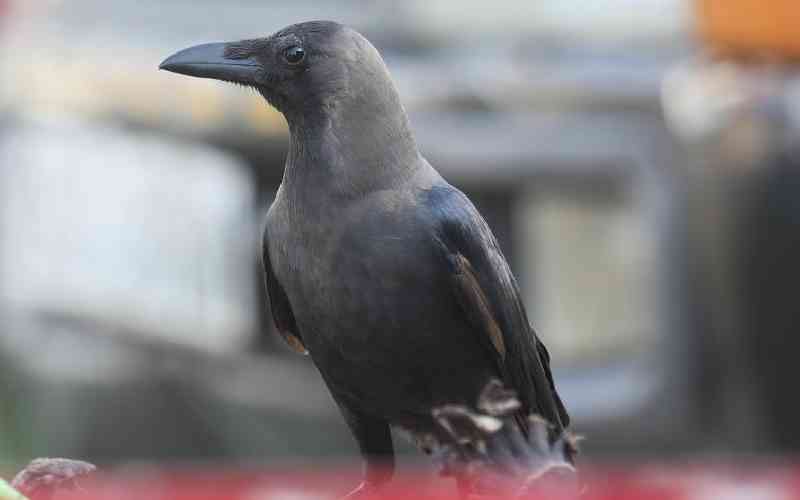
341,481 -> 381,499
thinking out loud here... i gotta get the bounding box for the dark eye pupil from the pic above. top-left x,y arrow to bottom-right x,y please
284,46 -> 305,64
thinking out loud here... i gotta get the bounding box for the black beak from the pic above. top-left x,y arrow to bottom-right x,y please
159,42 -> 260,85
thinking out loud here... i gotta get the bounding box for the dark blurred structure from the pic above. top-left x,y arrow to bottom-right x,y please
663,54 -> 800,455
0,0 -> 799,471
743,150 -> 800,453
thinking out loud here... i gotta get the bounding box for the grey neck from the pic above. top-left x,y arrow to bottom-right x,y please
280,84 -> 421,200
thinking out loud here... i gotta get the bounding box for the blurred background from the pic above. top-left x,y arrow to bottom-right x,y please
1,0 -> 799,476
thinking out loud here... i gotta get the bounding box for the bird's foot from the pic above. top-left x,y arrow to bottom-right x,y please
341,480 -> 382,499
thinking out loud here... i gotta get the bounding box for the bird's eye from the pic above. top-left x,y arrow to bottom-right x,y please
283,46 -> 305,65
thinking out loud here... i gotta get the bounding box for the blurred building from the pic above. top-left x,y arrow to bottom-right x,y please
0,0 -> 798,469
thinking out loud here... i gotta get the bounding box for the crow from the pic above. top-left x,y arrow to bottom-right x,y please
161,20 -> 571,497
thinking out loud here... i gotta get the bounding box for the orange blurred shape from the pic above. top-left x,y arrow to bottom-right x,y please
696,0 -> 800,60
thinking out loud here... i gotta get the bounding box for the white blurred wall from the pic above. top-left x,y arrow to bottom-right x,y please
0,117 -> 257,352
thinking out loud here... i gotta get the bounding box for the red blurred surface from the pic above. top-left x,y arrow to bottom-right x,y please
49,464 -> 800,500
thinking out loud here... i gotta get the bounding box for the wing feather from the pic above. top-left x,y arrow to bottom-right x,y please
262,226 -> 307,354
427,185 -> 569,430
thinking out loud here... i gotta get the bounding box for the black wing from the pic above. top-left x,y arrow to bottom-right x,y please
425,185 -> 569,431
262,225 -> 307,354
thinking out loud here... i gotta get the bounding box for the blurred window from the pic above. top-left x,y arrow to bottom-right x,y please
515,180 -> 659,368
0,120 -> 257,352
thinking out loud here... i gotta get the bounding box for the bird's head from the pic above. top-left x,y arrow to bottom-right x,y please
160,21 -> 402,126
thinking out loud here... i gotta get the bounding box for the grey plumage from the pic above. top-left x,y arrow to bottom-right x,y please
160,20 -> 570,495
